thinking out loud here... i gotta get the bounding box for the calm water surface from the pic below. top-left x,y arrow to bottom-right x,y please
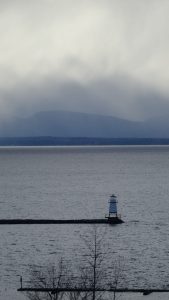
1,146 -> 169,300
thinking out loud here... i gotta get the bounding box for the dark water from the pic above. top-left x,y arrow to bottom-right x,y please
1,146 -> 169,300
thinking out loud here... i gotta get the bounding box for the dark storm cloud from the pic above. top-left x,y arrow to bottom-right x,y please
0,0 -> 169,120
2,75 -> 169,121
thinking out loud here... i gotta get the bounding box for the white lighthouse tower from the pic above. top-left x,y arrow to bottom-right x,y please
105,194 -> 123,223
108,194 -> 118,217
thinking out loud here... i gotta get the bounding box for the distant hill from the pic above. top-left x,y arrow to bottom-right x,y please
0,110 -> 143,138
0,110 -> 169,138
0,137 -> 169,146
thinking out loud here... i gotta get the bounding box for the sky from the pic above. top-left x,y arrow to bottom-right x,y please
1,0 -> 169,121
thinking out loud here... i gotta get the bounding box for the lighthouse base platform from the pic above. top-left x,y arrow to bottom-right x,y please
106,216 -> 124,224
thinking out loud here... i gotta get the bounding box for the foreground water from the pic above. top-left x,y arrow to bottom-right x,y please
1,146 -> 169,300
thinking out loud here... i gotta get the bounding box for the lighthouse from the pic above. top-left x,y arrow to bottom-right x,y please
108,194 -> 118,217
105,194 -> 123,223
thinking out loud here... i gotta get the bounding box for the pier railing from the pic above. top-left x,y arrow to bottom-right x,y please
17,286 -> 169,296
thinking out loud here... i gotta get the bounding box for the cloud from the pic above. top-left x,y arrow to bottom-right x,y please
0,0 -> 169,120
2,74 -> 169,122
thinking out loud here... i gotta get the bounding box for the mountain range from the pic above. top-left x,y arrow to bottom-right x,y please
0,110 -> 168,138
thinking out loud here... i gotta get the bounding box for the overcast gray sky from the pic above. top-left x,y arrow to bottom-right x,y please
1,0 -> 169,120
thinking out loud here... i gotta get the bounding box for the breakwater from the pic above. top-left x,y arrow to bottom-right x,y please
0,218 -> 124,225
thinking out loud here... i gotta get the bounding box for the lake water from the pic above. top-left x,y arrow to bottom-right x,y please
1,146 -> 169,300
